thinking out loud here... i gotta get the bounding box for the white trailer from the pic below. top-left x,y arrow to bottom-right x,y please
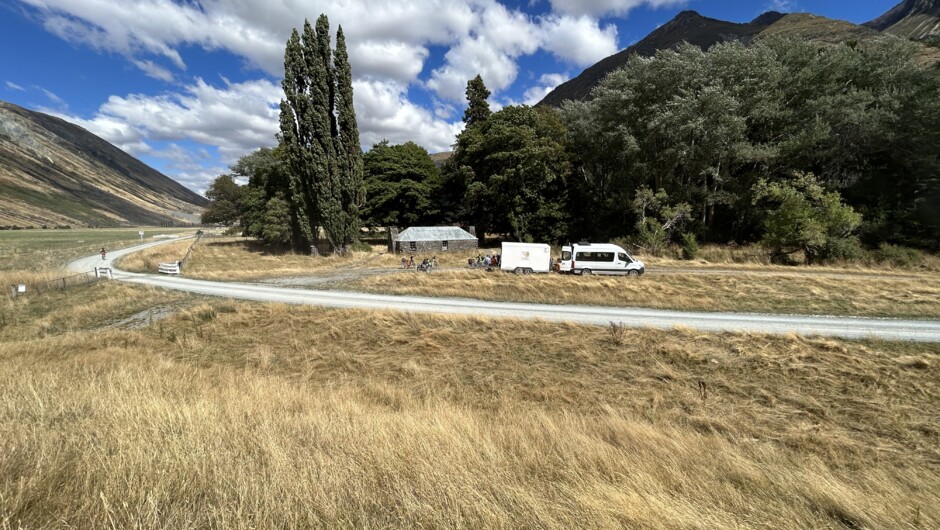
500,242 -> 551,274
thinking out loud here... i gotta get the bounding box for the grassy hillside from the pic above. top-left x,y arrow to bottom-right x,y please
0,100 -> 206,227
0,277 -> 938,528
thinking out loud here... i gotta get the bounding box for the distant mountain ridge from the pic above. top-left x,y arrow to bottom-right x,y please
0,100 -> 206,227
539,1 -> 940,107
864,0 -> 940,40
538,10 -> 784,107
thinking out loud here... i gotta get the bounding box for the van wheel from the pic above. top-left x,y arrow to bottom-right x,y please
628,269 -> 639,276
525,268 -> 534,275
514,267 -> 523,275
583,269 -> 593,276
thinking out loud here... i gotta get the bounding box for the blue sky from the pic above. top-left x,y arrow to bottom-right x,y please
0,0 -> 901,194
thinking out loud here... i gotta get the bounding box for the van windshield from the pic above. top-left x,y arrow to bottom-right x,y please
618,253 -> 632,263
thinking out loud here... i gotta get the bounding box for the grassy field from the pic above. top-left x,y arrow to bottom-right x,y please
0,227 -> 195,271
126,237 -> 940,319
1,279 -> 938,528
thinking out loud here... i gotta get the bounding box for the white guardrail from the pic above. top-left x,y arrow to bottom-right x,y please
94,267 -> 112,279
158,261 -> 182,275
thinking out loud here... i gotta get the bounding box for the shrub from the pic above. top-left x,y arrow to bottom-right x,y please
351,240 -> 373,252
680,233 -> 699,260
876,243 -> 924,268
822,237 -> 866,262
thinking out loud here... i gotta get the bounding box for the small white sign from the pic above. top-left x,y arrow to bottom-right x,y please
138,230 -> 144,239
17,284 -> 26,293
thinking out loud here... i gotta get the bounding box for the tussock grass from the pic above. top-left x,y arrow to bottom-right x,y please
117,239 -> 194,273
339,269 -> 940,319
144,237 -> 498,280
154,239 -> 940,318
1,284 -> 938,528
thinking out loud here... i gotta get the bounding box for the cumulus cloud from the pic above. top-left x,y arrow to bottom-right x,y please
427,2 -> 544,101
522,73 -> 569,105
94,77 -> 282,162
548,0 -> 686,18
15,0 -> 643,189
539,15 -> 618,65
355,79 -> 464,153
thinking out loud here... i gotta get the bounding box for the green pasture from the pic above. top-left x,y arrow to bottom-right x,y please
0,227 -> 195,271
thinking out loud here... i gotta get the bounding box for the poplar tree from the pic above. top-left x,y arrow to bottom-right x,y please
279,14 -> 363,253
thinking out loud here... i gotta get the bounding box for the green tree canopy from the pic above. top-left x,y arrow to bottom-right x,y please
449,104 -> 571,242
201,174 -> 242,225
361,141 -> 442,227
753,173 -> 862,264
463,74 -> 491,127
561,37 -> 940,248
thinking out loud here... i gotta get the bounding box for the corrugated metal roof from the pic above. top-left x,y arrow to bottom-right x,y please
397,226 -> 476,242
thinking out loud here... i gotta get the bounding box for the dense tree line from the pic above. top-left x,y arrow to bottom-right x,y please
205,33 -> 939,260
561,36 -> 940,251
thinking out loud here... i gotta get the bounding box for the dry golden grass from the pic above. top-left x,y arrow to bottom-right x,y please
338,269 -> 940,319
1,282 -> 939,528
138,237 -> 500,280
138,238 -> 940,319
116,239 -> 194,273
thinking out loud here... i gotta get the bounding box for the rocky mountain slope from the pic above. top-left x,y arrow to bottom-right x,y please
864,0 -> 940,40
0,100 -> 206,227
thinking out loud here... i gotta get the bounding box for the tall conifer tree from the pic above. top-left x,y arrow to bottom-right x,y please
463,75 -> 491,127
279,15 -> 363,253
334,26 -> 364,249
278,26 -> 317,247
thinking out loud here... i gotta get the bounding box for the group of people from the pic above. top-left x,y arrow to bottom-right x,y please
468,253 -> 500,269
401,255 -> 438,271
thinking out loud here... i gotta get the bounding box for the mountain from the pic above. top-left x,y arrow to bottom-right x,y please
863,0 -> 940,40
757,13 -> 879,44
0,100 -> 206,227
539,3 -> 940,108
538,10 -> 785,107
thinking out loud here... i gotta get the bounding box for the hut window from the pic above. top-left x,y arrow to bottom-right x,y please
409,241 -> 417,251
442,241 -> 448,251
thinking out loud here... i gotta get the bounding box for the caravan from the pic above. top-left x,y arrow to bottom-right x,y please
558,242 -> 644,276
500,242 -> 551,274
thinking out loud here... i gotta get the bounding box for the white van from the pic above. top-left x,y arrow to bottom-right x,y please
558,242 -> 644,276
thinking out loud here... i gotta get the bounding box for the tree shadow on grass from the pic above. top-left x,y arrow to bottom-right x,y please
204,239 -> 300,257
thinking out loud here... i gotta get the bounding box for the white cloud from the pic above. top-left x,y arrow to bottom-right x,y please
132,59 -> 175,82
522,73 -> 569,105
355,79 -> 464,153
765,0 -> 797,12
37,87 -> 68,109
427,2 -> 542,101
539,15 -> 618,65
5,81 -> 26,91
548,0 -> 686,18
94,77 -> 282,162
15,0 -> 646,189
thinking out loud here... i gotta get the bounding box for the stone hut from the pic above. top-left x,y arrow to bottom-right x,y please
391,226 -> 478,253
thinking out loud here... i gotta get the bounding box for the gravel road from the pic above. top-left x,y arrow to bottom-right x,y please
69,239 -> 940,343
